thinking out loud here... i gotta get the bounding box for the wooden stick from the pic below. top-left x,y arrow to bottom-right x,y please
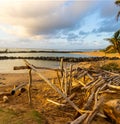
108,84 -> 120,90
62,93 -> 76,104
56,71 -> 61,86
69,64 -> 72,95
78,80 -> 86,87
14,65 -> 61,72
60,58 -> 64,76
14,66 -> 30,70
47,98 -> 65,107
64,69 -> 67,95
70,113 -> 88,124
24,60 -> 86,114
84,97 -> 104,124
28,69 -> 32,105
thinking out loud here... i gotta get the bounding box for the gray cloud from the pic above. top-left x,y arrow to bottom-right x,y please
0,0 -> 97,38
93,17 -> 120,33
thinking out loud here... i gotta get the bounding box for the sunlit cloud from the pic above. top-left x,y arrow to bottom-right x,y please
0,0 -> 119,49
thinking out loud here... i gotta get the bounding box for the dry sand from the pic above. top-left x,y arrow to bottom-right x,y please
74,51 -> 120,58
0,51 -> 120,124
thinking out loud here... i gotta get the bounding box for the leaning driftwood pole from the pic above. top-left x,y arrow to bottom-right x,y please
28,69 -> 32,105
24,60 -> 86,114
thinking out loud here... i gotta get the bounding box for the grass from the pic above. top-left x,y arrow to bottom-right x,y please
0,107 -> 46,124
29,110 -> 42,124
101,62 -> 120,72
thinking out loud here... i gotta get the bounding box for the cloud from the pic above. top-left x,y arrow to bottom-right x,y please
67,33 -> 79,41
93,17 -> 120,33
0,0 -> 96,38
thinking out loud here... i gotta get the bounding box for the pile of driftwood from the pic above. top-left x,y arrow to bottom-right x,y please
69,65 -> 120,124
2,59 -> 120,124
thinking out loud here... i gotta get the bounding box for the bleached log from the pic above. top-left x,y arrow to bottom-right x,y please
99,89 -> 120,94
70,113 -> 88,124
108,84 -> 120,90
103,70 -> 119,76
47,98 -> 65,107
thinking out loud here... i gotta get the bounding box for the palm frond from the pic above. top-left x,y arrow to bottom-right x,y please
117,11 -> 120,21
115,0 -> 120,6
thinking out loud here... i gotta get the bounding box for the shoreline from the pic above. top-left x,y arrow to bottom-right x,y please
73,51 -> 120,58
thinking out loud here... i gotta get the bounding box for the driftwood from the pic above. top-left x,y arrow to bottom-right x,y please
12,59 -> 120,124
11,82 -> 27,95
14,65 -> 61,72
62,93 -> 76,104
24,60 -> 86,114
0,92 -> 11,96
28,69 -> 32,105
103,99 -> 120,124
107,84 -> 120,90
47,98 -> 65,107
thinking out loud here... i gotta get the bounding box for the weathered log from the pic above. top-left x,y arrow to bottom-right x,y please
70,113 -> 88,124
14,66 -> 30,70
11,82 -> 27,95
103,99 -> 120,124
108,84 -> 120,90
14,65 -> 61,71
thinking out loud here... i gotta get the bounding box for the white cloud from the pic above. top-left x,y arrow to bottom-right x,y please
0,0 -> 95,39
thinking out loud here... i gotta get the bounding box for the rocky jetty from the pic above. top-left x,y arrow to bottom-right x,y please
0,56 -> 119,62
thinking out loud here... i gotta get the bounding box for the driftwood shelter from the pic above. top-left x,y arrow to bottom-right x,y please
1,59 -> 120,124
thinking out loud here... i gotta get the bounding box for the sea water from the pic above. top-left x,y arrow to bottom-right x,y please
0,48 -> 96,73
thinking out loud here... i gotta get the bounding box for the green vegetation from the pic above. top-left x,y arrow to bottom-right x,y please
28,110 -> 42,124
115,0 -> 120,20
101,62 -> 120,72
105,30 -> 120,54
0,108 -> 46,124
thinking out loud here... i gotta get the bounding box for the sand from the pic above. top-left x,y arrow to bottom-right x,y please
0,51 -> 119,124
74,51 -> 120,58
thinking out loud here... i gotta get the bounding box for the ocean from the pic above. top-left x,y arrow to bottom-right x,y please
0,48 -> 97,73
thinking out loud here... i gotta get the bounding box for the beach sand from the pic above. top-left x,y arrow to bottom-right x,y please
0,52 -> 120,124
75,51 -> 120,58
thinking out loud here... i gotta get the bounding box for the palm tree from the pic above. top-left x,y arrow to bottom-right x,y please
115,0 -> 120,20
105,30 -> 120,54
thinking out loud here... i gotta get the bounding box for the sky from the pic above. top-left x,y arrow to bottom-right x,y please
0,0 -> 120,50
